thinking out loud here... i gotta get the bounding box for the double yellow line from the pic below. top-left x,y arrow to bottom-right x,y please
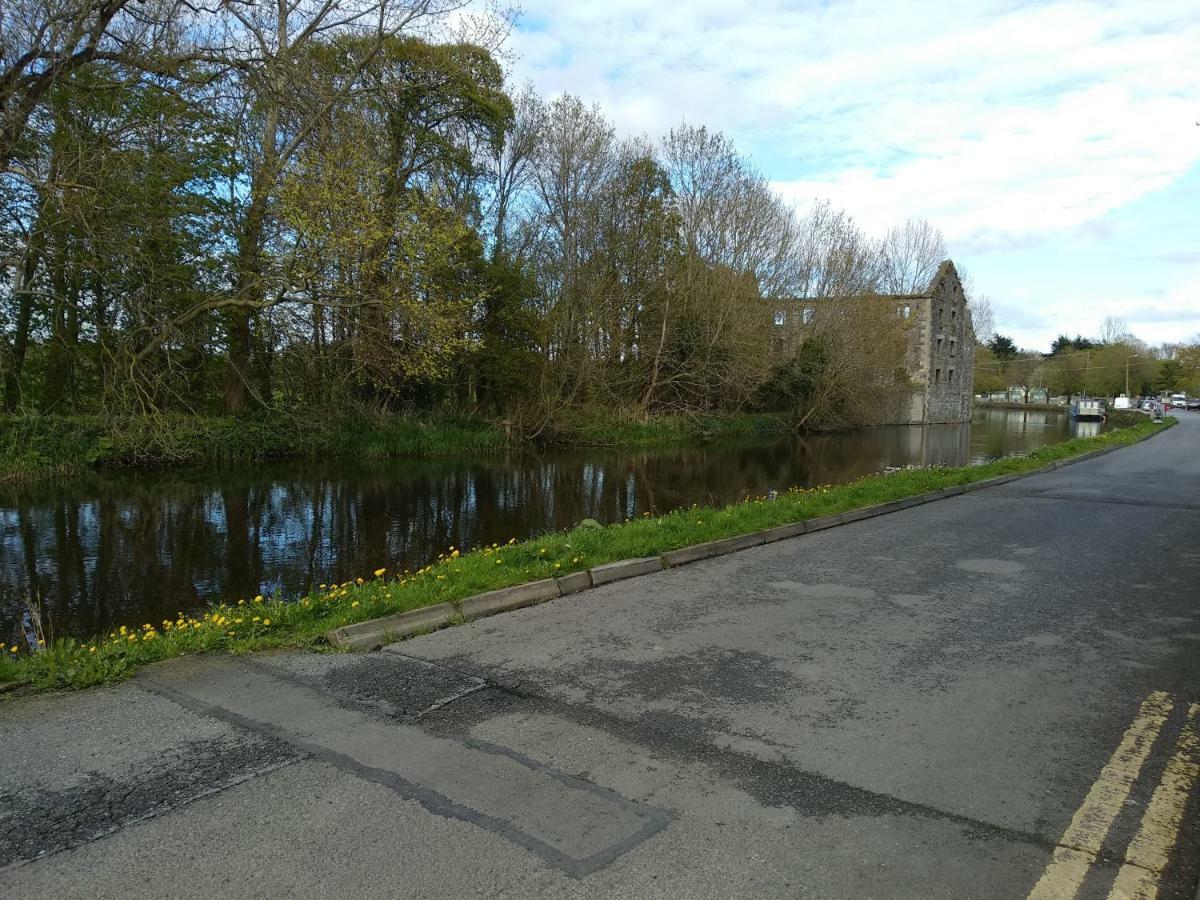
1028,692 -> 1200,900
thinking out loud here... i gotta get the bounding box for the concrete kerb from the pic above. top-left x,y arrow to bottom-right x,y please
590,556 -> 664,586
329,602 -> 457,651
460,579 -> 560,622
328,423 -> 1171,651
556,570 -> 592,595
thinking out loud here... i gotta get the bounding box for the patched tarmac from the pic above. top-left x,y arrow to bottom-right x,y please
2,415 -> 1198,898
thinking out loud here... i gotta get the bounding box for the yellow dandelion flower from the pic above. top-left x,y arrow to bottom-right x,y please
192,622 -> 201,629
238,599 -> 245,605
89,646 -> 96,653
572,557 -> 579,564
8,645 -> 18,653
554,563 -> 561,570
351,601 -> 360,608
119,625 -> 128,635
252,616 -> 260,622
374,567 -> 386,577
496,559 -> 503,565
539,548 -> 546,555
355,577 -> 364,585
254,595 -> 263,603
450,549 -> 459,558
263,618 -> 271,626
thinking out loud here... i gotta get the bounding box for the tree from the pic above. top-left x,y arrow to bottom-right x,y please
988,334 -> 1017,360
1098,315 -> 1131,346
969,294 -> 995,346
207,0 -> 481,412
277,35 -> 512,407
1008,353 -> 1047,403
877,218 -> 946,295
1,0 -> 177,175
1154,359 -> 1184,394
972,346 -> 1006,394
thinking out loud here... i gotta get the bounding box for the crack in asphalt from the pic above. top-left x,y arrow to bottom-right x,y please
415,673 -> 1122,862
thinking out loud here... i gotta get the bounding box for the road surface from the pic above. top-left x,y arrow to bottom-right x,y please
3,414 -> 1199,898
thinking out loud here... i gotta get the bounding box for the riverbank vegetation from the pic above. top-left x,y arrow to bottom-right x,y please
0,410 -> 797,481
0,416 -> 1170,693
974,319 -> 1200,402
3,2 -> 972,477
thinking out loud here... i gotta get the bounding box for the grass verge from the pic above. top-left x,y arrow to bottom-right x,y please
0,416 -> 1172,694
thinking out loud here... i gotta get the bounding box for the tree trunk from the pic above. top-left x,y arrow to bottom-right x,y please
224,181 -> 271,413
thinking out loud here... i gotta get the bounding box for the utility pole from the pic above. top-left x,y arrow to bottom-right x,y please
1125,353 -> 1141,399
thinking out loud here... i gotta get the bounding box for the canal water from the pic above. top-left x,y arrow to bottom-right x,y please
1,407 -> 1101,641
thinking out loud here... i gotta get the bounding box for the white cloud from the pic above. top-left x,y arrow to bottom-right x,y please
1000,273 -> 1200,350
510,0 -> 1200,247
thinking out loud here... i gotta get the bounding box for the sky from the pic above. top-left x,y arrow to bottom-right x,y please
505,0 -> 1200,352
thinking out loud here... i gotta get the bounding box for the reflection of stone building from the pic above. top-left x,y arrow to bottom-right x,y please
771,260 -> 975,425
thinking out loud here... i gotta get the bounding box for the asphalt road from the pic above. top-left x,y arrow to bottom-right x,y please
3,414 -> 1199,899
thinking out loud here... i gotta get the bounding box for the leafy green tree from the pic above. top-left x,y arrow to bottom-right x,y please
1154,359 -> 1184,394
988,334 -> 1017,360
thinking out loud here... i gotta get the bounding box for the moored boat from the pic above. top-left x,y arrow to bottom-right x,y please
1070,398 -> 1105,421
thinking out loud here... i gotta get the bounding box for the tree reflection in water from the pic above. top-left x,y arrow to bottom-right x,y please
1,409 -> 1095,641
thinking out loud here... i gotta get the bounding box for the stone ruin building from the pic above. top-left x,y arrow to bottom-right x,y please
771,260 -> 975,425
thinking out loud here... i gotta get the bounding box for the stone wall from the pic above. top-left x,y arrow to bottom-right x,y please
921,262 -> 975,423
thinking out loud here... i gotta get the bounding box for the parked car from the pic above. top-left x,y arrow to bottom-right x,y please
1187,398 -> 1200,410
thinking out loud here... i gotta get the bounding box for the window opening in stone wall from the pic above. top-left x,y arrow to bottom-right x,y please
949,368 -> 955,381
774,310 -> 786,327
802,308 -> 814,324
950,338 -> 956,355
935,368 -> 941,383
936,336 -> 943,352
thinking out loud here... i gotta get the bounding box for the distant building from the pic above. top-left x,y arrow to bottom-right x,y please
770,260 -> 975,425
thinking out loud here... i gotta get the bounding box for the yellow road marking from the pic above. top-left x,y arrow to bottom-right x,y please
1027,691 -> 1173,900
1108,703 -> 1200,900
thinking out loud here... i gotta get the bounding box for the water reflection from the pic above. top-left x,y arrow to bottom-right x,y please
1,409 -> 1091,641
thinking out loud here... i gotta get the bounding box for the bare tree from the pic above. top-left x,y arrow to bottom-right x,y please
1099,314 -> 1132,345
878,217 -> 947,294
792,199 -> 880,299
969,294 -> 996,346
485,82 -> 543,259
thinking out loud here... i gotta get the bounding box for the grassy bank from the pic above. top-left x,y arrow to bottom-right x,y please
0,416 -> 1171,694
538,412 -> 791,447
0,413 -> 511,483
0,411 -> 792,483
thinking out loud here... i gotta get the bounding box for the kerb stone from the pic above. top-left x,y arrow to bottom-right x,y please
590,557 -> 663,586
